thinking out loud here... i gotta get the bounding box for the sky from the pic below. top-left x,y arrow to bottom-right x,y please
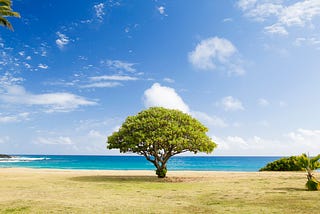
0,0 -> 320,156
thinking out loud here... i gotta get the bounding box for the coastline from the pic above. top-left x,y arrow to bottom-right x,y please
0,167 -> 310,177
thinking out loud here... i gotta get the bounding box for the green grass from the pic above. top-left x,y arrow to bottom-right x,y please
0,169 -> 319,213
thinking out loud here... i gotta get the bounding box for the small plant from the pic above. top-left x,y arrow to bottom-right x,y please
297,154 -> 320,191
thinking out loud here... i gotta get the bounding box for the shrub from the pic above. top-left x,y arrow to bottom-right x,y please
259,156 -> 304,171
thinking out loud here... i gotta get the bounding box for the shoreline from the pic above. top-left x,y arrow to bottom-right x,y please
0,167 -> 310,177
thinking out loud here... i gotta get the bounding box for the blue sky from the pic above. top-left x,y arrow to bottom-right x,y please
1,0 -> 320,156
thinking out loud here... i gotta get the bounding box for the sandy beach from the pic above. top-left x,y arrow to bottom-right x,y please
1,168 -> 319,213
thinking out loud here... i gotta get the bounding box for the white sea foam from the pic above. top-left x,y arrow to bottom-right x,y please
0,157 -> 49,162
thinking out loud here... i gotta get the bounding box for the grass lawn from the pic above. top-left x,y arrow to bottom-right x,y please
0,169 -> 319,213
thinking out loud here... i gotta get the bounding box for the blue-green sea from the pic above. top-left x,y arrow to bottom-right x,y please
0,155 -> 281,172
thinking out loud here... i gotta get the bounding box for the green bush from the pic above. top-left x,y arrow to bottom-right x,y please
259,156 -> 304,171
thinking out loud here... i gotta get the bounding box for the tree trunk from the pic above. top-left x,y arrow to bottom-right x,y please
156,165 -> 167,178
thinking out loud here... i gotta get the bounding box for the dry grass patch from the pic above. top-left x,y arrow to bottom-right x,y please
0,169 -> 319,213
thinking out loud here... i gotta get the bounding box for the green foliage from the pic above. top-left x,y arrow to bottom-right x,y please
0,0 -> 20,31
107,107 -> 217,178
259,155 -> 305,171
260,154 -> 320,172
306,177 -> 320,191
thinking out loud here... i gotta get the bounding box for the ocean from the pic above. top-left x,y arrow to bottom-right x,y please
0,155 -> 281,172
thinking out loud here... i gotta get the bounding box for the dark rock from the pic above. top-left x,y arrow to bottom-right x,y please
0,154 -> 11,158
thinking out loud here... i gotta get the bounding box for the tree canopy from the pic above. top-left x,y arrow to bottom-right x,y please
107,107 -> 217,178
0,0 -> 20,31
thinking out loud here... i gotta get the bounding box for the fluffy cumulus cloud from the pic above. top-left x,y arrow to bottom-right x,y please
56,32 -> 69,49
143,83 -> 190,113
143,83 -> 227,128
188,37 -> 245,75
0,85 -> 96,112
219,96 -> 245,111
237,0 -> 320,35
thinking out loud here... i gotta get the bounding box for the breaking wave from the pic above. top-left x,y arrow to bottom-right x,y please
0,156 -> 50,162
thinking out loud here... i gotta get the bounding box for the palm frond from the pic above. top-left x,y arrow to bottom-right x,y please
0,16 -> 12,30
0,0 -> 12,7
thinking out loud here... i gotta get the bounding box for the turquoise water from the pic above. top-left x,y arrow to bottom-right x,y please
0,155 -> 281,172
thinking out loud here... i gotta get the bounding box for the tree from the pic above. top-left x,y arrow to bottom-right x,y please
0,0 -> 20,31
107,107 -> 217,178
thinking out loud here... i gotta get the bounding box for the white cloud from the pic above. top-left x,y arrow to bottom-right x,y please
219,96 -> 244,111
258,98 -> 269,107
294,36 -> 320,47
237,0 -> 257,11
238,0 -> 320,36
158,6 -> 166,15
213,128 -> 320,156
264,24 -> 288,35
38,63 -> 48,69
188,37 -> 245,75
88,130 -> 105,138
0,85 -> 96,112
0,112 -> 30,123
36,136 -> 73,145
143,83 -> 227,128
89,75 -> 138,81
94,3 -> 105,22
81,82 -> 122,88
103,59 -> 136,73
191,111 -> 227,128
56,32 -> 69,49
163,78 -> 175,83
143,83 -> 190,113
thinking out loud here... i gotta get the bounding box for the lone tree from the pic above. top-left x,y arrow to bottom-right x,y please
107,107 -> 217,178
0,0 -> 20,31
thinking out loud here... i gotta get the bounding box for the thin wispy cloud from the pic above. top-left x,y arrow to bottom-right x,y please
258,98 -> 269,107
89,75 -> 138,81
35,136 -> 73,145
102,59 -> 137,73
38,64 -> 48,69
0,112 -> 30,123
0,85 -> 96,112
81,82 -> 122,88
